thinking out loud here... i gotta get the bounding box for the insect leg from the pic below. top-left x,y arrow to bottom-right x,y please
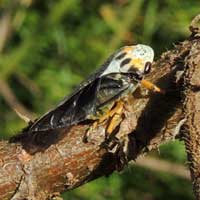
84,101 -> 124,142
107,100 -> 124,134
141,79 -> 165,94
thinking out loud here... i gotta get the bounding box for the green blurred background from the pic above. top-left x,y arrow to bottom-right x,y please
0,0 -> 199,199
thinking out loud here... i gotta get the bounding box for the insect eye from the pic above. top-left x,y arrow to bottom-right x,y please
144,62 -> 152,74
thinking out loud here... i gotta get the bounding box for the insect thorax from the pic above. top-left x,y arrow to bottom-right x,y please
88,74 -> 139,120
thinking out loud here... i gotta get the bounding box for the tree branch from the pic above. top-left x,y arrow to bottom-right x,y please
1,14 -> 200,200
182,15 -> 200,200
135,156 -> 190,180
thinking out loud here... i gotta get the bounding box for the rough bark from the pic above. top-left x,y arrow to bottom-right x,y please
0,14 -> 200,200
182,15 -> 200,200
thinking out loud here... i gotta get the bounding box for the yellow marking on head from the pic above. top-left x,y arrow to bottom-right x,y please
130,58 -> 144,70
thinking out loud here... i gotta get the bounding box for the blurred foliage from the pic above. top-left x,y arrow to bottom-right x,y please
0,0 -> 199,199
65,166 -> 193,200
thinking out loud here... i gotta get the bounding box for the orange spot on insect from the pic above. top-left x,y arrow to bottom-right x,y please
123,46 -> 134,53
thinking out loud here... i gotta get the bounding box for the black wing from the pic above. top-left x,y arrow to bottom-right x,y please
95,74 -> 130,108
29,78 -> 101,132
28,52 -> 119,133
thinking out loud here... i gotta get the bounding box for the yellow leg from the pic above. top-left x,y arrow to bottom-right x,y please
87,101 -> 123,130
84,101 -> 124,142
99,101 -> 124,123
107,101 -> 124,134
141,79 -> 165,94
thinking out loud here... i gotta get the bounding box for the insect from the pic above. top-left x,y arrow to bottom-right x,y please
12,44 -> 162,150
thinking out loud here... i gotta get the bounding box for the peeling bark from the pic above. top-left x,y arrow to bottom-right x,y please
0,14 -> 200,200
